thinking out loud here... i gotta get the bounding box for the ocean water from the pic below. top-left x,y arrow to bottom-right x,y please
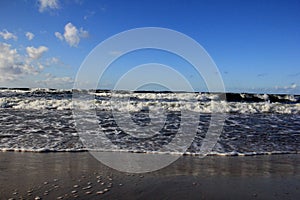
0,88 -> 299,156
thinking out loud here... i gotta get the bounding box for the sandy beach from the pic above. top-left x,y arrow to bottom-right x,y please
0,152 -> 299,200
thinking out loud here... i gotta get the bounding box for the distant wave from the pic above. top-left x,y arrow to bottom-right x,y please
0,88 -> 299,114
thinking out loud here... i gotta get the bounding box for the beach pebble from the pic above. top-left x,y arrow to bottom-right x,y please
13,191 -> 18,195
34,196 -> 41,200
119,183 -> 123,186
82,185 -> 92,190
71,190 -> 77,194
8,198 -> 15,200
44,181 -> 48,185
87,182 -> 92,185
57,197 -> 63,200
103,188 -> 109,192
97,191 -> 104,195
73,185 -> 79,188
85,191 -> 92,194
53,179 -> 58,182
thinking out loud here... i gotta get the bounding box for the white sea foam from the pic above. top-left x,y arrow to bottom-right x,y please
0,95 -> 299,114
0,104 -> 299,155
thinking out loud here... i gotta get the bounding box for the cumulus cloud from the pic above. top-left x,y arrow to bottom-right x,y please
54,32 -> 63,40
64,23 -> 80,47
0,43 -> 39,81
26,46 -> 48,60
38,0 -> 60,13
0,42 -> 70,88
0,30 -> 17,40
55,22 -> 89,47
25,32 -> 35,40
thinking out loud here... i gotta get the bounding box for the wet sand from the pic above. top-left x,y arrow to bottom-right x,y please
0,152 -> 300,200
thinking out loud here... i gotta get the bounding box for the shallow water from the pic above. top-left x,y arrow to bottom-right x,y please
0,109 -> 299,155
0,89 -> 299,155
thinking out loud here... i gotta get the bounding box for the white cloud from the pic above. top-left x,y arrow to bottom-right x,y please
84,10 -> 96,20
26,46 -> 48,60
290,83 -> 297,89
54,32 -> 63,40
275,83 -> 298,90
283,83 -> 297,89
0,43 -> 39,81
63,23 -> 80,47
25,32 -> 35,40
47,57 -> 60,64
45,57 -> 70,69
0,30 -> 17,40
36,74 -> 74,88
79,27 -> 89,38
38,0 -> 60,13
37,62 -> 45,70
55,22 -> 89,47
0,42 -> 71,88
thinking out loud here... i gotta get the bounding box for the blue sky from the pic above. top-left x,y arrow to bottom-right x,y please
0,0 -> 299,94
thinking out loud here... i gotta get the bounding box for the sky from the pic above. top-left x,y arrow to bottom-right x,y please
0,0 -> 299,94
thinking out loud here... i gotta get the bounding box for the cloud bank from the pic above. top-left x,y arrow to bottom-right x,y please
0,43 -> 40,81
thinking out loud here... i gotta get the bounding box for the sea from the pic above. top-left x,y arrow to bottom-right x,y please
0,88 -> 299,156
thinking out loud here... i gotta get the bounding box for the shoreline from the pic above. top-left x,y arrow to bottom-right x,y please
1,148 -> 299,157
1,152 -> 299,199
